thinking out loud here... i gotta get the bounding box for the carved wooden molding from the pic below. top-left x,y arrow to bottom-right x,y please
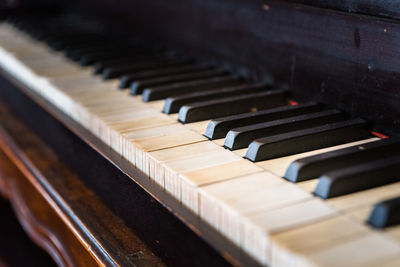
0,136 -> 100,266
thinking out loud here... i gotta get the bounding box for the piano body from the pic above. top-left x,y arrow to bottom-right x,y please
0,0 -> 399,266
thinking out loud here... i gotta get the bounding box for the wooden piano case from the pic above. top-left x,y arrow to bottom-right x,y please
1,0 -> 400,266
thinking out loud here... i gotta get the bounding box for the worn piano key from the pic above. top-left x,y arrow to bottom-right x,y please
146,141 -> 228,186
301,233 -> 400,267
119,63 -> 215,89
142,75 -> 243,102
245,118 -> 370,162
204,102 -> 323,140
163,83 -> 271,114
314,155 -> 400,199
162,149 -> 242,198
180,159 -> 264,213
378,256 -> 400,267
270,215 -> 370,267
224,110 -> 345,150
178,89 -> 288,123
285,138 -> 400,183
199,172 -> 309,244
103,58 -> 193,79
201,176 -> 336,265
327,182 -> 400,219
130,69 -> 228,96
368,196 -> 400,228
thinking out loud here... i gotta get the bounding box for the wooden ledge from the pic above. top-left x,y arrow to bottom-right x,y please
0,100 -> 164,266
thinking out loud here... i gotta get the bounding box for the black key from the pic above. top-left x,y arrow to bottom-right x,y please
59,39 -> 121,52
94,53 -> 171,75
205,102 -> 323,140
285,138 -> 400,182
245,119 -> 370,162
142,76 -> 243,102
49,37 -> 110,51
79,50 -> 149,66
178,89 -> 288,123
225,110 -> 345,150
77,48 -> 151,65
120,64 -> 214,89
130,69 -> 228,96
368,196 -> 400,228
314,155 -> 400,199
163,83 -> 271,114
65,45 -> 123,60
103,58 -> 192,79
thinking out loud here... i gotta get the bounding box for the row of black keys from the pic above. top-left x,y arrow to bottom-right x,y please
6,17 -> 378,161
7,16 -> 400,229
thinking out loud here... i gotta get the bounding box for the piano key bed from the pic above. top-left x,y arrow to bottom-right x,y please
0,16 -> 399,266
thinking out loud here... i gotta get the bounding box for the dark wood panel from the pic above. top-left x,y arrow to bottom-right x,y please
64,0 -> 400,133
285,0 -> 400,20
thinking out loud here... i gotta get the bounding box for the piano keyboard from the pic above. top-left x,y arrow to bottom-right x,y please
0,16 -> 400,266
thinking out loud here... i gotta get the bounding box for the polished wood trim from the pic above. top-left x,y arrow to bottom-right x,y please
0,141 -> 99,266
0,99 -> 165,266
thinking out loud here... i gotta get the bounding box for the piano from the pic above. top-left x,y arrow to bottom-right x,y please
0,0 -> 399,266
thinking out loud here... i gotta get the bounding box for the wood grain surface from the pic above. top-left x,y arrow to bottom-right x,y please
0,97 -> 164,266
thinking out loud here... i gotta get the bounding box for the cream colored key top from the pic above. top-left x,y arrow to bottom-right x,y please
163,149 -> 242,200
233,148 -> 247,157
256,138 -> 379,177
49,71 -> 102,84
109,114 -> 176,133
134,130 -> 207,170
102,109 -> 160,124
4,43 -> 50,57
185,120 -> 211,134
97,110 -> 164,143
123,123 -> 186,140
20,54 -> 67,67
77,95 -> 141,111
327,182 -> 400,212
146,141 -> 223,184
200,172 -> 321,261
270,215 -> 370,267
54,78 -> 119,93
81,92 -> 140,105
116,123 -> 185,157
297,178 -> 319,192
246,199 -> 336,264
19,57 -> 90,78
180,159 -> 263,213
17,54 -> 88,78
146,100 -> 165,111
385,225 -> 400,243
30,63 -> 88,78
213,138 -> 225,146
302,233 -> 400,267
379,257 -> 400,267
